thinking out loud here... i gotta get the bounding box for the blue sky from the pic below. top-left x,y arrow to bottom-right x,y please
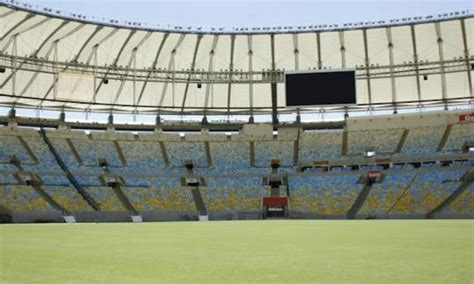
27,0 -> 473,28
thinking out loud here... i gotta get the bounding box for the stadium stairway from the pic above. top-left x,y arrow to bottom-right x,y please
204,141 -> 213,167
347,180 -> 372,219
426,170 -> 474,218
33,185 -> 70,215
158,141 -> 171,166
249,141 -> 256,167
191,186 -> 208,216
39,129 -> 99,210
18,135 -> 40,164
293,131 -> 300,166
111,184 -> 139,215
113,140 -> 128,166
436,124 -> 452,152
99,161 -> 139,215
66,138 -> 84,165
0,204 -> 12,223
13,170 -> 71,216
394,129 -> 409,153
386,173 -> 418,214
341,130 -> 348,155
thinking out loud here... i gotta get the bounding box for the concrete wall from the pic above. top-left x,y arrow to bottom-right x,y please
8,210 -> 473,223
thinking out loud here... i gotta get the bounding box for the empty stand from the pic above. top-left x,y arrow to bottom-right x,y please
0,115 -> 472,222
427,170 -> 474,218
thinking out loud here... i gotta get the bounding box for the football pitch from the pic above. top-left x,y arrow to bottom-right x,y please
1,220 -> 473,283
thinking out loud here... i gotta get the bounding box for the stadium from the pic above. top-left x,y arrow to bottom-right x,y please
0,0 -> 473,282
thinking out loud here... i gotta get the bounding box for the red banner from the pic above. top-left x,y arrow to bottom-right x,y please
263,197 -> 288,206
459,113 -> 474,122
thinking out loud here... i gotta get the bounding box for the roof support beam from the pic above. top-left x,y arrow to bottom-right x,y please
112,32 -> 153,105
339,31 -> 346,68
316,32 -> 322,69
386,27 -> 398,112
362,29 -> 373,105
135,33 -> 169,106
18,24 -> 86,98
460,19 -> 473,98
247,35 -> 254,117
0,13 -> 34,42
38,26 -> 103,106
180,34 -> 204,112
1,19 -> 67,89
293,33 -> 299,70
410,25 -> 423,103
226,35 -> 236,116
270,34 -> 278,126
434,22 -> 448,108
91,29 -> 137,103
112,50 -> 137,106
203,35 -> 220,115
17,43 -> 55,98
11,35 -> 18,97
0,9 -> 16,18
70,26 -> 103,63
157,34 -> 186,108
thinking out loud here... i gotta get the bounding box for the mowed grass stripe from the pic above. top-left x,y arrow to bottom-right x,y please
1,220 -> 473,283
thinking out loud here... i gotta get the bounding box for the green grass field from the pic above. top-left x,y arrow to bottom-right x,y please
1,220 -> 473,283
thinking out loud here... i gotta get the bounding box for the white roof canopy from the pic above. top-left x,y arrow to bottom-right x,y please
0,2 -> 472,115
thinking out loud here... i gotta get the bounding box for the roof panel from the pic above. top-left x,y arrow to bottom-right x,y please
390,25 -> 413,65
414,23 -> 439,62
344,29 -> 365,67
370,77 -> 392,103
212,35 -> 231,72
193,34 -> 215,71
155,33 -> 183,70
395,76 -> 418,102
465,18 -> 474,52
252,83 -> 271,108
252,34 -> 272,71
174,33 -> 198,71
133,32 -> 164,69
440,20 -> 464,60
419,73 -> 442,100
366,28 -> 389,66
445,72 -> 470,98
320,31 -> 341,68
95,28 -> 133,67
274,34 -> 294,70
232,35 -> 248,71
297,33 -> 318,70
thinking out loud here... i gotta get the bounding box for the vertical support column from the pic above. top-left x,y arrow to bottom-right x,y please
339,31 -> 346,68
12,35 -> 17,98
434,22 -> 448,109
460,19 -> 473,98
226,35 -> 236,117
204,35 -> 219,117
316,32 -> 322,69
53,41 -> 58,100
135,32 -> 169,106
248,35 -> 254,119
386,27 -> 398,113
292,33 -> 299,70
158,34 -> 185,108
362,29 -> 372,105
410,25 -> 423,103
181,34 -> 204,112
270,34 -> 278,126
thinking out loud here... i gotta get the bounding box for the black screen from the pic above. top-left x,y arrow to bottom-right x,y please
285,70 -> 356,106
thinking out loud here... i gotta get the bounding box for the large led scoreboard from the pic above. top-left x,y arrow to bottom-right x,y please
285,70 -> 357,107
